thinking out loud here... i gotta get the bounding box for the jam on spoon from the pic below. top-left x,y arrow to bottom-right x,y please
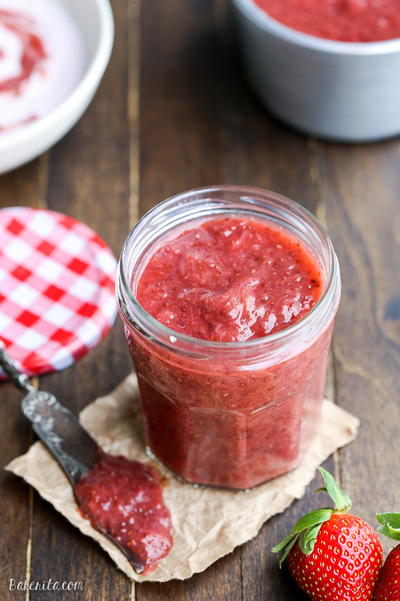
74,450 -> 173,574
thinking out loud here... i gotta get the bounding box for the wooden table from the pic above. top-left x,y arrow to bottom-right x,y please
1,1 -> 399,599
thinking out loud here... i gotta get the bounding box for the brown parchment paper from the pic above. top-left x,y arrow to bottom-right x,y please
6,374 -> 359,582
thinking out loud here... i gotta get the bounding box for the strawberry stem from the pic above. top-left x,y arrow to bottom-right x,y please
316,467 -> 352,512
272,467 -> 352,564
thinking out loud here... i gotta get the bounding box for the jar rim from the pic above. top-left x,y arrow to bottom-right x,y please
117,185 -> 340,353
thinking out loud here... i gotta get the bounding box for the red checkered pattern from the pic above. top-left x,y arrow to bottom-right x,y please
0,207 -> 117,378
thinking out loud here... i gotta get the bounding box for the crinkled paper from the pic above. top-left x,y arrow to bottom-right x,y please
6,374 -> 359,582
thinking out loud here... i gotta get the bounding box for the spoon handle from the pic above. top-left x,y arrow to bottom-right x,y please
21,389 -> 99,484
0,340 -> 98,483
0,340 -> 35,393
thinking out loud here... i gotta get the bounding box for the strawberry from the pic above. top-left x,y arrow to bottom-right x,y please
374,513 -> 400,600
273,468 -> 383,601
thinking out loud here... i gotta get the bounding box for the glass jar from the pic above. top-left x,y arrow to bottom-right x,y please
116,186 -> 341,490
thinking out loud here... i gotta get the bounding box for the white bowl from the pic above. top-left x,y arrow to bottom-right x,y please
232,0 -> 400,142
0,0 -> 114,174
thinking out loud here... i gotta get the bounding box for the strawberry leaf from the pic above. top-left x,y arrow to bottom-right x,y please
376,513 -> 400,541
278,534 -> 299,567
299,523 -> 324,556
272,532 -> 299,554
291,508 -> 333,535
317,467 -> 351,512
272,508 -> 333,563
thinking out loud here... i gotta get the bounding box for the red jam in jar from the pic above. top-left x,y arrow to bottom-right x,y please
136,217 -> 322,342
117,187 -> 340,490
252,0 -> 400,43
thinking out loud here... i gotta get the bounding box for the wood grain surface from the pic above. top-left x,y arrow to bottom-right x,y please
0,1 -> 399,600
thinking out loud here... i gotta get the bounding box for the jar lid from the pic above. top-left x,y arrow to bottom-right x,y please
0,207 -> 117,379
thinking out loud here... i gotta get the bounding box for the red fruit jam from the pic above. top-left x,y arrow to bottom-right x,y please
137,218 -> 322,342
253,0 -> 400,42
121,206 -> 338,490
74,451 -> 173,574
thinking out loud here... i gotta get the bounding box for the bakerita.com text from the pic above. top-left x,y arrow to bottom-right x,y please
8,578 -> 84,591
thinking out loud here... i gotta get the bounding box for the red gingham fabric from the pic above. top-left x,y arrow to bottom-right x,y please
0,207 -> 117,378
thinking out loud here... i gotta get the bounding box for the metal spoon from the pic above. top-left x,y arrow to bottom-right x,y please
0,340 -> 98,484
0,341 -> 145,573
